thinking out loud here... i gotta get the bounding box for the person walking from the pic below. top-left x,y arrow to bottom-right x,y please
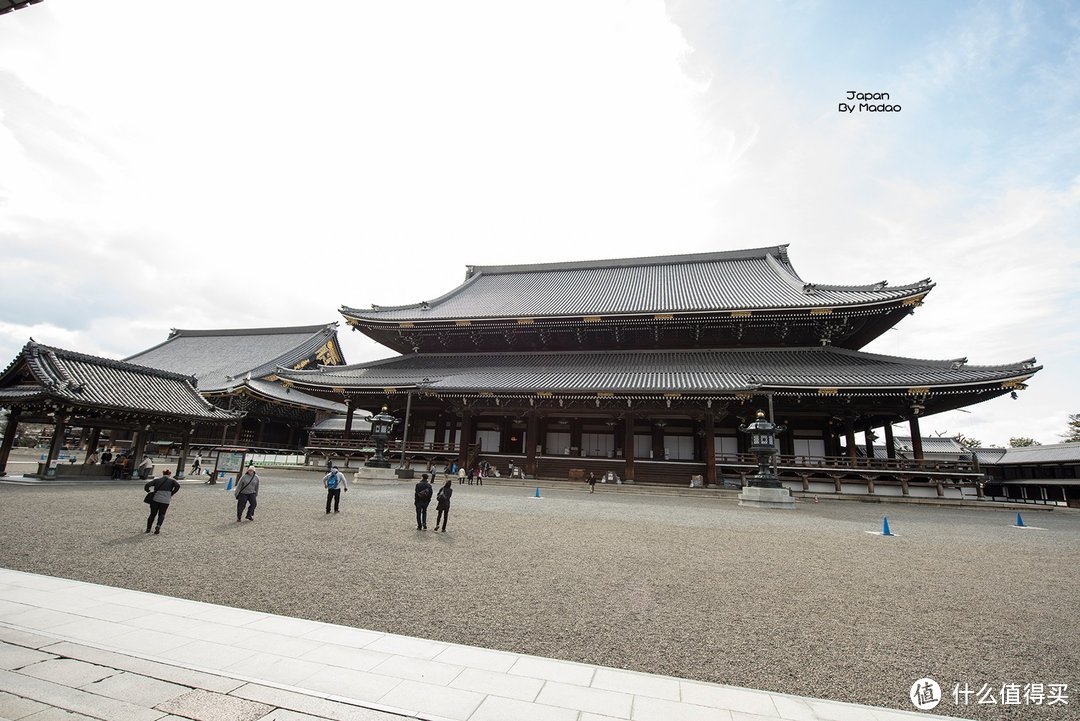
435,477 -> 453,532
323,465 -> 348,513
588,471 -> 597,493
234,466 -> 260,522
190,452 -> 202,477
144,469 -> 180,534
457,466 -> 466,484
414,473 -> 433,530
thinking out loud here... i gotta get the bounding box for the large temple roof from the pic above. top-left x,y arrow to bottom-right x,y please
342,246 -> 933,322
0,342 -> 238,422
276,347 -> 1038,396
126,324 -> 342,392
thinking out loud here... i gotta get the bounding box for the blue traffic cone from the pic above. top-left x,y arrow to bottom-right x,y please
225,476 -> 233,491
882,516 -> 893,536
1016,512 -> 1025,527
534,483 -> 541,498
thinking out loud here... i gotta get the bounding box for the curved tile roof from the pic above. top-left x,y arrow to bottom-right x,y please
0,342 -> 238,421
979,443 -> 1080,464
125,324 -> 340,392
233,378 -> 347,413
343,246 -> 933,322
275,347 -> 1038,395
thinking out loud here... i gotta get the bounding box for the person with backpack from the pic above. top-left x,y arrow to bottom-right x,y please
435,476 -> 453,532
323,465 -> 348,513
414,473 -> 433,530
143,469 -> 180,535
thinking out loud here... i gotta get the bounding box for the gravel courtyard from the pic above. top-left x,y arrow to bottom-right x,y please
0,468 -> 1077,721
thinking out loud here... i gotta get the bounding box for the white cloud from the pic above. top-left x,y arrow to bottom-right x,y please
0,0 -> 1077,447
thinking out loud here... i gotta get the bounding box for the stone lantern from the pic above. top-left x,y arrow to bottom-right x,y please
738,410 -> 795,509
365,406 -> 398,468
740,410 -> 786,488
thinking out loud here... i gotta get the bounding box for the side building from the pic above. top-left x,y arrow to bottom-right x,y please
276,246 -> 1041,497
126,324 -> 348,449
0,341 -> 240,478
976,443 -> 1080,507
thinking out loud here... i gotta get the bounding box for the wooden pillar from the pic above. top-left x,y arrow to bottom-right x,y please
570,418 -> 582,457
256,419 -> 266,445
781,422 -> 794,457
526,412 -> 538,476
499,417 -> 511,453
909,416 -> 924,468
704,412 -> 716,486
85,427 -> 102,462
177,424 -> 191,479
286,423 -> 297,449
864,429 -> 876,459
131,429 -> 145,471
457,409 -> 473,469
45,413 -> 69,476
652,422 -> 665,460
844,418 -> 857,461
623,412 -> 635,482
435,416 -> 446,444
883,423 -> 896,459
0,409 -> 21,476
343,400 -> 355,441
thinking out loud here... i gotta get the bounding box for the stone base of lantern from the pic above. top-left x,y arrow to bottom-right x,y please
738,485 -> 797,509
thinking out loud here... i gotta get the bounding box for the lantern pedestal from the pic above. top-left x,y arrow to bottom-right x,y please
738,485 -> 796,509
351,467 -> 401,483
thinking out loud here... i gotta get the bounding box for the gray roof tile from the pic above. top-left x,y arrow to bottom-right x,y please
343,246 -> 933,322
0,342 -> 237,421
978,443 -> 1080,464
126,324 -> 340,392
276,347 -> 1038,395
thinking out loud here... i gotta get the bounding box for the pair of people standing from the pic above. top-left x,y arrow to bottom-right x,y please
323,466 -> 348,513
414,474 -> 452,531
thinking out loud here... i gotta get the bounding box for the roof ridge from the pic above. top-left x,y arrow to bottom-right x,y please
26,341 -> 199,384
166,323 -> 337,339
464,245 -> 789,277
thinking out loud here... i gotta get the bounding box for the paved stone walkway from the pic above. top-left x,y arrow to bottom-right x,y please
0,568 -> 967,721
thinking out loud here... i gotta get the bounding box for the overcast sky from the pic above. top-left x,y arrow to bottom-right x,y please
1,1 -> 1077,447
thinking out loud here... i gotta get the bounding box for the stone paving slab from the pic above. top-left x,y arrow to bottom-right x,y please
18,660 -> 117,688
78,672 -> 190,708
0,689 -> 48,719
232,682 -> 401,721
37,642 -> 244,694
156,688 -> 272,721
0,646 -> 56,672
0,669 -> 162,721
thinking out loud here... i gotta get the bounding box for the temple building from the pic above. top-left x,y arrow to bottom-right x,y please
126,324 -> 348,449
0,341 -> 240,478
270,246 -> 1041,496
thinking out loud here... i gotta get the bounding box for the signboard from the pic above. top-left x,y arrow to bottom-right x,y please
211,449 -> 247,486
217,451 -> 246,473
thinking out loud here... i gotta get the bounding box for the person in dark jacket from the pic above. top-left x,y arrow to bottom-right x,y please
414,474 -> 433,530
234,466 -> 261,522
144,469 -> 180,534
435,477 -> 453,532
